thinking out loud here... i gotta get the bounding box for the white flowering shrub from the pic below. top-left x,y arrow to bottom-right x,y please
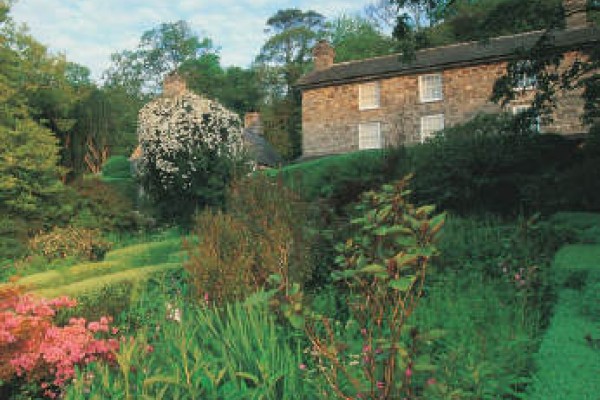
137,91 -> 244,218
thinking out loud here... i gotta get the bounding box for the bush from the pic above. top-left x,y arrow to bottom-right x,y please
101,156 -> 132,179
28,226 -> 112,262
184,175 -> 315,303
269,149 -> 406,214
0,286 -> 119,398
70,177 -> 142,232
136,90 -> 246,221
408,113 -> 580,215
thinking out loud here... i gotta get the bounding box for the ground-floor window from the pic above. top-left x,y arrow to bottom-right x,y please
358,122 -> 382,149
420,114 -> 445,141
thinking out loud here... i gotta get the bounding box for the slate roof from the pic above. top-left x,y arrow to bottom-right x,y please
296,26 -> 600,90
242,128 -> 282,167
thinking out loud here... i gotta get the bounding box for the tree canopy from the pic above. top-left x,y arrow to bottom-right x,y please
103,20 -> 217,95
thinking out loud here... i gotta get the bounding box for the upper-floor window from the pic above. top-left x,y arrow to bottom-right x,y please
514,61 -> 537,91
419,74 -> 443,103
420,114 -> 445,141
359,122 -> 383,149
359,82 -> 380,110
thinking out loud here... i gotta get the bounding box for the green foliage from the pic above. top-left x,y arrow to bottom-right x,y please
65,300 -> 311,399
305,176 -> 445,399
69,177 -> 141,232
414,273 -> 541,399
526,289 -> 600,399
327,14 -> 396,63
104,20 -> 216,95
268,149 -> 405,212
405,113 -> 586,215
184,175 -> 314,303
0,118 -> 67,222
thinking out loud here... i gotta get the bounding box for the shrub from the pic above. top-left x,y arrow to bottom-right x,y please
136,90 -> 246,221
408,113 -> 580,215
101,156 -> 132,179
0,286 -> 119,398
28,226 -> 112,261
184,211 -> 255,303
304,176 -> 446,399
70,177 -> 142,232
184,175 -> 315,304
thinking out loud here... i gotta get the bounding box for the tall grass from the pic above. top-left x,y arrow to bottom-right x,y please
65,297 -> 311,399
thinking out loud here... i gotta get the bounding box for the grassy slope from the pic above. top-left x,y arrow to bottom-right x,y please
6,234 -> 184,299
526,213 -> 600,399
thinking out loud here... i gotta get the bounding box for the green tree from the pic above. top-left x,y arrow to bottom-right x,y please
492,0 -> 600,130
257,9 -> 327,93
257,9 -> 326,160
104,20 -> 216,95
328,14 -> 397,62
0,1 -> 69,254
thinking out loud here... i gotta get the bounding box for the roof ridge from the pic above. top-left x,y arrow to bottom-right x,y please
330,28 -> 552,69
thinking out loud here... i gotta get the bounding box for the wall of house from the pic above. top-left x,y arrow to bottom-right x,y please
302,52 -> 588,157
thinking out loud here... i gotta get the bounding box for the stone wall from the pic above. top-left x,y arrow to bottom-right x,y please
302,53 -> 588,157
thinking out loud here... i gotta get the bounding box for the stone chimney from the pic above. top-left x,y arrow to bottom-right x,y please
244,112 -> 261,129
162,72 -> 187,97
313,40 -> 335,71
564,0 -> 590,29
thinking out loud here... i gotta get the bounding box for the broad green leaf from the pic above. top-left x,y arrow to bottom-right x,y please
389,276 -> 415,291
395,253 -> 419,266
358,264 -> 387,275
288,314 -> 305,330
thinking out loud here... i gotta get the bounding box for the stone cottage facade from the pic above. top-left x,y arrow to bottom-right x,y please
296,0 -> 600,157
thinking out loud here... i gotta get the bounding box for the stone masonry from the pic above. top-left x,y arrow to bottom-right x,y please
301,54 -> 589,157
297,0 -> 598,157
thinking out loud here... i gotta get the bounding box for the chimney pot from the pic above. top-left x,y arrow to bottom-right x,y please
313,40 -> 335,71
163,72 -> 187,97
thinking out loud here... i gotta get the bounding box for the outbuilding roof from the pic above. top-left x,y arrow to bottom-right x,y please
296,26 -> 600,90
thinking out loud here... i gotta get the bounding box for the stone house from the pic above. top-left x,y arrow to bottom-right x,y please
296,0 -> 600,158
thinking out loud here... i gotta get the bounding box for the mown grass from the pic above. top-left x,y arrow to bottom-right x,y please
34,263 -> 181,298
526,289 -> 600,399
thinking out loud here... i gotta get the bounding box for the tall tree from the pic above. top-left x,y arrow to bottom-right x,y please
256,9 -> 326,160
0,1 -> 69,250
328,14 -> 397,62
103,20 -> 216,95
257,8 -> 327,94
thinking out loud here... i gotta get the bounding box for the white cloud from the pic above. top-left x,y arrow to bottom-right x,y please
10,0 -> 370,82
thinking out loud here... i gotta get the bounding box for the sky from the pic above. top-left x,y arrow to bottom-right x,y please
10,0 -> 372,82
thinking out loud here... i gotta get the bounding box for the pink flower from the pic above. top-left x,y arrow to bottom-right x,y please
299,363 -> 307,370
405,368 -> 412,378
376,381 -> 385,389
427,377 -> 437,386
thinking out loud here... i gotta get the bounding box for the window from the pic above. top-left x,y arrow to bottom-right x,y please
359,122 -> 382,149
420,114 -> 445,141
512,105 -> 540,132
419,74 -> 443,103
359,82 -> 380,110
514,61 -> 537,90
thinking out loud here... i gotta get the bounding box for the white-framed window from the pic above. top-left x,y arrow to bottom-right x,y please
420,114 -> 445,141
359,122 -> 383,149
514,60 -> 537,91
359,82 -> 380,110
512,105 -> 541,132
419,74 -> 443,103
